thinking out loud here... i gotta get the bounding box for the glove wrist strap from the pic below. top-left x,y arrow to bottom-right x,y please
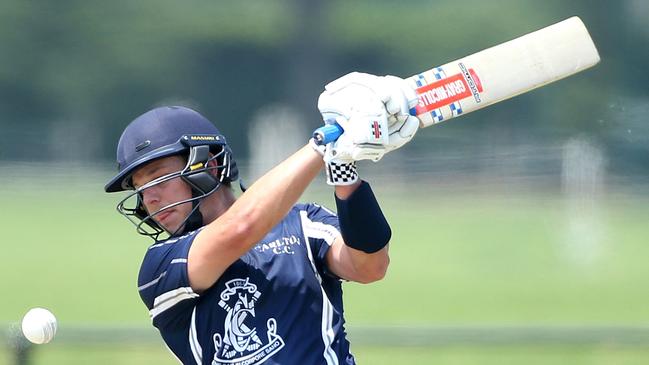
326,161 -> 358,186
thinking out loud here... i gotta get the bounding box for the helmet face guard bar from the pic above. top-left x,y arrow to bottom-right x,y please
116,143 -> 229,242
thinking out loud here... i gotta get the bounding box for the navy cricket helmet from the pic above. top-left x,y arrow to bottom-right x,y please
105,106 -> 238,241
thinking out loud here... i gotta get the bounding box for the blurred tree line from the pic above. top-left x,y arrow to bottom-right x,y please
0,0 -> 646,175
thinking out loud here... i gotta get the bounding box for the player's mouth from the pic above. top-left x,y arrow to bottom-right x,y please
155,209 -> 174,224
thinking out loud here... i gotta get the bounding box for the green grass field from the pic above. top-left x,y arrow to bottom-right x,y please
5,344 -> 648,365
1,171 -> 648,364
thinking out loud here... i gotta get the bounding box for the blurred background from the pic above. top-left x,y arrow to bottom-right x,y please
1,0 -> 648,364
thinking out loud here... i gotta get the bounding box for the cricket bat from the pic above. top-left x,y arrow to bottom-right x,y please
313,16 -> 600,144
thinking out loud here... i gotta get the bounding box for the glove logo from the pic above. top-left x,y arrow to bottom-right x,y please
212,278 -> 285,364
371,121 -> 382,139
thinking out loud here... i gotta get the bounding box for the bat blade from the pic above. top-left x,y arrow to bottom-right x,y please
411,16 -> 600,127
313,16 -> 600,145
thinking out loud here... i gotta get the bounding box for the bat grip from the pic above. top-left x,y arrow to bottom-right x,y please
312,122 -> 343,145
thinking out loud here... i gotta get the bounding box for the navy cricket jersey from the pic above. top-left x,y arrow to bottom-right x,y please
137,203 -> 355,365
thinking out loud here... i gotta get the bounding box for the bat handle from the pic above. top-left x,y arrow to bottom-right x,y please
312,121 -> 343,145
312,108 -> 418,145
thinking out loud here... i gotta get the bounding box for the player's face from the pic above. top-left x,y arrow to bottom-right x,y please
132,156 -> 194,233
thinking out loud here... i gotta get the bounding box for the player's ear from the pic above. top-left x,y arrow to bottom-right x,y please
206,153 -> 219,178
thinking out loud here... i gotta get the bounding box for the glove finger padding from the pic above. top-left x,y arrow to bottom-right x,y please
318,82 -> 386,123
323,72 -> 384,96
386,115 -> 420,152
383,75 -> 419,117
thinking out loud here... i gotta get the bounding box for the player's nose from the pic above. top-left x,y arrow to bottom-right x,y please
140,186 -> 162,209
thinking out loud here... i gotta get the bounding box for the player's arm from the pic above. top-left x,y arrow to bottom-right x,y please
188,145 -> 322,292
313,72 -> 418,284
325,181 -> 391,284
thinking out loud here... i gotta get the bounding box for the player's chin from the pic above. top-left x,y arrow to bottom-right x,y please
153,210 -> 182,233
158,221 -> 187,236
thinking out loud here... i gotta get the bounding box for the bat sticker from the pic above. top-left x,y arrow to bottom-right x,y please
458,62 -> 483,103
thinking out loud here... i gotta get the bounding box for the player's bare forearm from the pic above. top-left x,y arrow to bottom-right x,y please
228,145 -> 322,236
189,145 -> 322,291
327,237 -> 389,284
327,182 -> 390,283
334,181 -> 362,200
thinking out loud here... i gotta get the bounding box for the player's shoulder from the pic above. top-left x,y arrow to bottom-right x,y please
292,202 -> 336,216
292,202 -> 311,211
137,230 -> 200,285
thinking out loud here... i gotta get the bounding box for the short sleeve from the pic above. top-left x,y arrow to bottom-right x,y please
297,203 -> 341,279
137,230 -> 201,330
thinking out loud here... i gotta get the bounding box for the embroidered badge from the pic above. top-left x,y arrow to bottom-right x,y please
212,278 -> 285,365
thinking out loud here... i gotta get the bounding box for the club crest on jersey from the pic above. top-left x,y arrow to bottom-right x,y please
212,278 -> 285,365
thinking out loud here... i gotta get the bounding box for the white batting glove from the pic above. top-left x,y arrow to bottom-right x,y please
311,136 -> 360,186
323,113 -> 389,163
386,113 -> 420,153
318,72 -> 420,161
320,109 -> 416,163
310,137 -> 359,186
320,72 -> 417,121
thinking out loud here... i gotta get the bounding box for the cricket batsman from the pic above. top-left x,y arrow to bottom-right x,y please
104,72 -> 419,364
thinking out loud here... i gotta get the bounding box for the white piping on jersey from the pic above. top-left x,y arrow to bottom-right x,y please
148,230 -> 198,250
322,288 -> 337,365
138,271 -> 167,292
300,211 -> 339,365
313,203 -> 336,217
149,238 -> 179,249
301,213 -> 339,246
189,307 -> 202,365
138,259 -> 186,292
150,287 -> 199,319
137,258 -> 187,291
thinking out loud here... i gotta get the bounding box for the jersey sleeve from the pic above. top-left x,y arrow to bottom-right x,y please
137,230 -> 201,330
298,203 -> 341,280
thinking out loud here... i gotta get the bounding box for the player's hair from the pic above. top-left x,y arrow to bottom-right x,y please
105,106 -> 238,241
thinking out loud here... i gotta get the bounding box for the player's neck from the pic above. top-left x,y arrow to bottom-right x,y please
201,186 -> 236,224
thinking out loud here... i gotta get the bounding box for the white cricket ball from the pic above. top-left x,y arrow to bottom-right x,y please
21,307 -> 57,344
